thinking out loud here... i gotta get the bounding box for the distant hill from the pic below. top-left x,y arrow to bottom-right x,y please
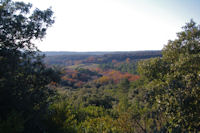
43,50 -> 162,66
43,50 -> 161,56
43,51 -> 113,56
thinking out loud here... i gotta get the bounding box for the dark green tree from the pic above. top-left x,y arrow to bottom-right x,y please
0,0 -> 58,132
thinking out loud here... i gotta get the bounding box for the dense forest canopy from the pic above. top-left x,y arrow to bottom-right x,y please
0,0 -> 200,132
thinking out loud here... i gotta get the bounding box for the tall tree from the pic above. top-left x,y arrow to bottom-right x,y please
0,0 -> 58,132
138,20 -> 200,132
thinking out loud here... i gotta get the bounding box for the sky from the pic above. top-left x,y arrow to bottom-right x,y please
21,0 -> 200,51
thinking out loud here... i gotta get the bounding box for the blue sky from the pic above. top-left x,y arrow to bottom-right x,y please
22,0 -> 200,51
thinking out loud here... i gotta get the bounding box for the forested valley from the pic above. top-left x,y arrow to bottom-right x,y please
0,1 -> 200,133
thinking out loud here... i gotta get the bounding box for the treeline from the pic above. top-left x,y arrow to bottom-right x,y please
44,50 -> 162,66
97,50 -> 162,63
44,54 -> 92,66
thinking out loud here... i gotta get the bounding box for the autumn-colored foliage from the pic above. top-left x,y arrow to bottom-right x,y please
96,69 -> 139,84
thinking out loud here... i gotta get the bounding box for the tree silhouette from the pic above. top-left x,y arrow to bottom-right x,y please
0,0 -> 58,132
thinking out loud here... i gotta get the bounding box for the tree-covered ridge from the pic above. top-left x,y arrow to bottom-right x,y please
44,51 -> 160,89
44,50 -> 162,66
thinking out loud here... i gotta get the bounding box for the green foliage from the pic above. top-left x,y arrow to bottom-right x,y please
80,116 -> 118,133
137,57 -> 168,82
43,20 -> 200,133
1,1 -> 198,132
119,78 -> 130,92
0,0 -> 56,132
45,100 -> 78,133
99,61 -> 138,74
75,68 -> 100,76
137,20 -> 200,132
0,111 -> 24,133
45,97 -> 116,133
67,87 -> 116,109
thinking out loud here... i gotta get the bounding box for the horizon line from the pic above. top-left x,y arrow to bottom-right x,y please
42,50 -> 162,52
